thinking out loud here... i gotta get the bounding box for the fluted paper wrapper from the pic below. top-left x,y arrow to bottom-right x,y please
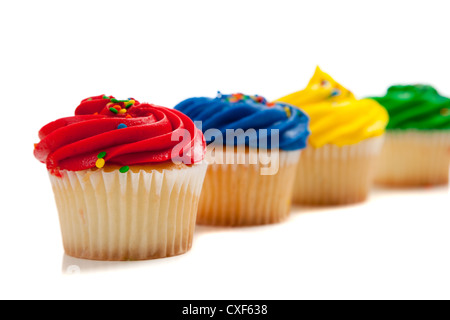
49,163 -> 207,261
197,148 -> 301,226
374,130 -> 450,187
293,136 -> 385,205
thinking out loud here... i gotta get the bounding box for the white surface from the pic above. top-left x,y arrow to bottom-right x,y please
1,0 -> 449,300
1,185 -> 449,300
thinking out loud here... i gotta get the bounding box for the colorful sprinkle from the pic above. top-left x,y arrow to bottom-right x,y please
110,98 -> 119,103
255,96 -> 264,103
125,102 -> 133,109
96,158 -> 105,169
87,98 -> 93,101
97,151 -> 106,159
119,108 -> 127,114
117,123 -> 127,129
222,93 -> 270,106
284,107 -> 292,118
126,114 -> 132,118
102,95 -> 109,99
330,89 -> 341,97
119,166 -> 129,173
109,107 -> 119,114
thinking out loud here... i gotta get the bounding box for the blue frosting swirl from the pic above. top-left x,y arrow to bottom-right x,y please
174,93 -> 310,151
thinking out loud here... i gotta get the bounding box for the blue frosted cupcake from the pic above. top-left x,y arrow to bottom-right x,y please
175,92 -> 310,226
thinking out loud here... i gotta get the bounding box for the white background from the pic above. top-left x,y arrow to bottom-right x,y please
0,0 -> 449,300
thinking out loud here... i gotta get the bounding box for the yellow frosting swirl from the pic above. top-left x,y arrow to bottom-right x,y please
275,67 -> 389,148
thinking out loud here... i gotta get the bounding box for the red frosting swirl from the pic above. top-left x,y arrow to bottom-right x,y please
34,95 -> 206,173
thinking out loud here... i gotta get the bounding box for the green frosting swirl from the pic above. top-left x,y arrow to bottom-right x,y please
371,85 -> 450,130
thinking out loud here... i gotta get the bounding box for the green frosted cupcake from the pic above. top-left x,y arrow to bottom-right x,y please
371,85 -> 450,186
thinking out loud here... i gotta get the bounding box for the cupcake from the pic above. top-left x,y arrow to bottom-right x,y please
34,95 -> 207,261
371,85 -> 450,186
276,67 -> 389,205
174,92 -> 310,226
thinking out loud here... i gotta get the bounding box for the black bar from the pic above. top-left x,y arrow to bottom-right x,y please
148,301 -> 301,319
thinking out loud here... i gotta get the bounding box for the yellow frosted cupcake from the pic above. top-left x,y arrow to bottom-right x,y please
276,67 -> 389,205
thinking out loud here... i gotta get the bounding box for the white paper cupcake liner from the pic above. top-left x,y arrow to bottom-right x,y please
374,130 -> 450,187
293,136 -> 385,205
49,163 -> 207,261
197,147 -> 301,226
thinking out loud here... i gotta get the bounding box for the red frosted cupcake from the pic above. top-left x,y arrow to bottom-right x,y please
34,95 -> 207,261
